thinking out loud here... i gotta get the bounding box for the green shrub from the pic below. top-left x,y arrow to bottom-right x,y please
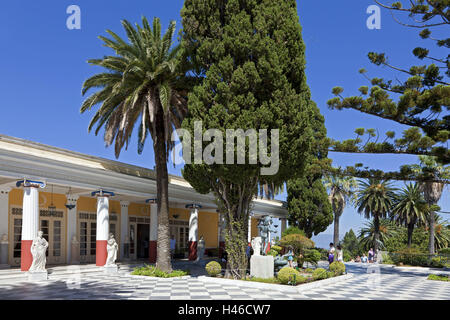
382,253 -> 395,264
438,248 -> 450,255
431,257 -> 446,268
279,234 -> 315,257
245,277 -> 280,284
392,248 -> 430,266
271,245 -> 282,253
302,249 -> 321,267
131,265 -> 188,278
427,274 -> 450,282
329,261 -> 346,276
343,251 -> 353,262
277,267 -> 301,285
312,268 -> 328,280
314,247 -> 329,260
326,271 -> 334,278
305,268 -> 313,273
205,261 -> 222,277
267,249 -> 278,257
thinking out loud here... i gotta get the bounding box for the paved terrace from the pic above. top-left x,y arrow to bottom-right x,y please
0,261 -> 448,300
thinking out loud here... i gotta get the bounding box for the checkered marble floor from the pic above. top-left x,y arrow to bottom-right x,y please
0,263 -> 448,300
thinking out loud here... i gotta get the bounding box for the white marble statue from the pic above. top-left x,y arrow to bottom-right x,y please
197,236 -> 205,261
29,231 -> 48,272
251,237 -> 262,256
105,233 -> 118,266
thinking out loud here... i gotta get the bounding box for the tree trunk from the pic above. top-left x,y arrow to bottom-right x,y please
333,213 -> 340,246
373,214 -> 380,253
216,179 -> 257,279
154,105 -> 172,273
407,222 -> 415,248
428,211 -> 435,255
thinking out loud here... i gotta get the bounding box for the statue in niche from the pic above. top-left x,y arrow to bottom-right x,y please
29,231 -> 48,272
105,233 -> 118,266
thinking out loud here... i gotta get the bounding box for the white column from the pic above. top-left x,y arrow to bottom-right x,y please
96,195 -> 109,266
66,195 -> 79,264
0,188 -> 10,239
21,182 -> 44,271
149,203 -> 158,242
0,187 -> 11,266
281,218 -> 287,235
120,201 -> 129,260
188,205 -> 199,261
149,202 -> 158,262
189,207 -> 198,243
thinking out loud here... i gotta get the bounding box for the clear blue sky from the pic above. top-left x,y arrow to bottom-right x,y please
0,1 -> 448,247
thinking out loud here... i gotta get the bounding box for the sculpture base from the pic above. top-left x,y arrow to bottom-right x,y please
103,265 -> 118,274
250,255 -> 274,279
28,271 -> 48,281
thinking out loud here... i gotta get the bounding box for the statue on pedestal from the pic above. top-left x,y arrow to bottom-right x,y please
105,233 -> 118,266
70,235 -> 80,264
0,234 -> 9,267
29,231 -> 48,272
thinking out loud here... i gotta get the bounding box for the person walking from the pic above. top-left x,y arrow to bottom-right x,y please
286,246 -> 294,268
336,245 -> 344,262
368,248 -> 374,263
328,242 -> 335,265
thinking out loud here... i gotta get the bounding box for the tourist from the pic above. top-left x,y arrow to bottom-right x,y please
286,245 -> 294,268
328,242 -> 335,265
355,255 -> 361,263
361,254 -> 368,263
170,235 -> 176,259
368,248 -> 374,263
336,245 -> 344,262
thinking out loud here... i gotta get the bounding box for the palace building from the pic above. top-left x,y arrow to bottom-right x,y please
0,135 -> 287,271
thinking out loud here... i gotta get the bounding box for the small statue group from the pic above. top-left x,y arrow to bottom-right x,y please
257,216 -> 276,255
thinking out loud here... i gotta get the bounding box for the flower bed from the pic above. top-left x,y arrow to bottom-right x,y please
131,265 -> 189,278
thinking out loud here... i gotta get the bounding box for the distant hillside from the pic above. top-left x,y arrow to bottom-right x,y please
311,233 -> 341,249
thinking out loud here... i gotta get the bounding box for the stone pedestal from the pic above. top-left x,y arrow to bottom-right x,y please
71,242 -> 80,264
250,255 -> 274,279
104,265 -> 118,274
28,271 -> 48,281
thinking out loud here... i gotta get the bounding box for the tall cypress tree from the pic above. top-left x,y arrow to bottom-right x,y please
180,0 -> 317,278
287,102 -> 333,238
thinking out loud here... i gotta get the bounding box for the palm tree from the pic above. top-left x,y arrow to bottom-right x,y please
358,219 -> 399,251
411,156 -> 449,255
391,183 -> 429,248
323,174 -> 357,246
356,179 -> 397,253
80,17 -> 191,272
426,215 -> 450,251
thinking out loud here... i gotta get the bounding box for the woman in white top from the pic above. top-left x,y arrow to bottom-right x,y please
336,245 -> 344,262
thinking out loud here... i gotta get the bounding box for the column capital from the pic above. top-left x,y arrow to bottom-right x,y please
120,200 -> 130,207
16,179 -> 45,189
145,198 -> 158,204
186,204 -> 202,210
91,189 -> 115,197
0,186 -> 12,194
